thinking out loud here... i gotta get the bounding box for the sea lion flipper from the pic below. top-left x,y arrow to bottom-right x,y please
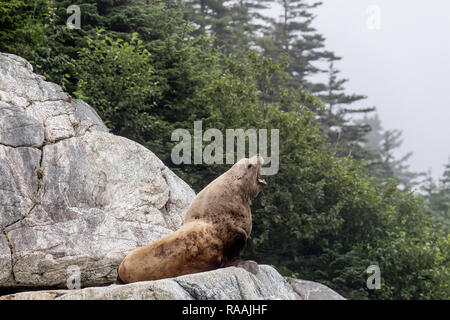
222,227 -> 248,266
115,266 -> 124,284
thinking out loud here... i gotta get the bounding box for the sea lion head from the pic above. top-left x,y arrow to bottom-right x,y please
228,155 -> 267,200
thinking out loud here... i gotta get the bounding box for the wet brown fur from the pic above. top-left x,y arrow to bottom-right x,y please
117,156 -> 265,284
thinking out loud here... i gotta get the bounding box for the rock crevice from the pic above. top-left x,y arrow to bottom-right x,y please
1,228 -> 15,283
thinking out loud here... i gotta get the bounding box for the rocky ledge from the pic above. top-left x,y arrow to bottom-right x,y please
0,265 -> 344,300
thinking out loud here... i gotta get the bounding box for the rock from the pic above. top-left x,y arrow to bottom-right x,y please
0,266 -> 348,300
0,52 -> 195,289
0,233 -> 12,286
0,146 -> 41,228
0,290 -> 73,300
0,101 -> 44,147
0,265 -> 298,300
289,279 -> 345,300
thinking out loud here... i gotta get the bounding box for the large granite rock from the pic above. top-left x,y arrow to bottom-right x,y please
0,265 -> 347,300
0,265 -> 312,300
0,53 -> 195,289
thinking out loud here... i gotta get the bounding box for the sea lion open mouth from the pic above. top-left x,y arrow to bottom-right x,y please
256,166 -> 267,185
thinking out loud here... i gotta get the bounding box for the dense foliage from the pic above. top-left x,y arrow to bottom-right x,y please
1,0 -> 448,299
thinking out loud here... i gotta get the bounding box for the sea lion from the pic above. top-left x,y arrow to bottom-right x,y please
117,155 -> 266,284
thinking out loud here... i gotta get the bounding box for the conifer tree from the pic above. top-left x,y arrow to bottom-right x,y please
185,0 -> 272,55
422,160 -> 450,235
261,0 -> 334,89
440,157 -> 450,190
184,0 -> 233,48
358,114 -> 424,186
227,0 -> 272,54
314,58 -> 374,159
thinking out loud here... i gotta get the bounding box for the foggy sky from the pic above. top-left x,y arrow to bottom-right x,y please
265,0 -> 450,181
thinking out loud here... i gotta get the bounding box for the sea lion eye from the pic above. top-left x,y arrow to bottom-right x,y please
248,164 -> 252,169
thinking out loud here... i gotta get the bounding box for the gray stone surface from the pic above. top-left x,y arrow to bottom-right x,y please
0,146 -> 41,228
0,53 -> 108,148
0,233 -> 12,286
1,265 -> 298,300
289,279 -> 346,300
0,53 -> 195,289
